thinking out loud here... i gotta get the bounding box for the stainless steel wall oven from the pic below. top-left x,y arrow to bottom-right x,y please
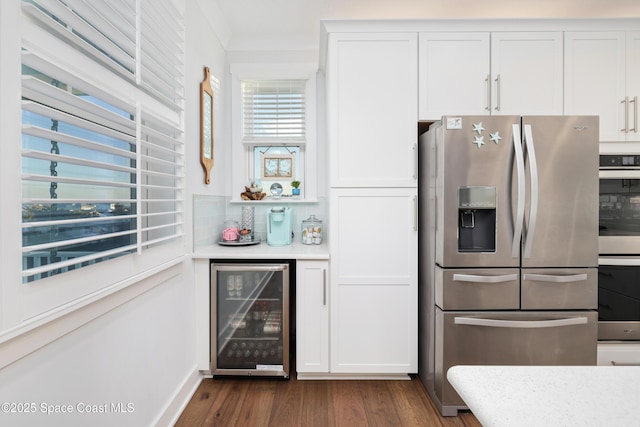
599,154 -> 640,340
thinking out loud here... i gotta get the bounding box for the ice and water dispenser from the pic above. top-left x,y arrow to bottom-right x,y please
457,186 -> 496,252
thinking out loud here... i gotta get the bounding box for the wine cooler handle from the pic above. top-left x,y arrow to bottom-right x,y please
216,265 -> 287,272
453,273 -> 518,283
454,316 -> 588,329
523,273 -> 587,283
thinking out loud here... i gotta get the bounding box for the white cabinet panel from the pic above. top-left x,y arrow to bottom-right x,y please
329,188 -> 418,373
418,31 -> 563,120
491,32 -> 563,115
332,284 -> 416,373
564,32 -> 626,142
296,260 -> 329,373
419,32 -> 490,119
327,33 -> 418,187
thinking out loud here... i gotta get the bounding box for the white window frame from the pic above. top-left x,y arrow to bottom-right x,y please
230,63 -> 317,202
0,0 -> 185,345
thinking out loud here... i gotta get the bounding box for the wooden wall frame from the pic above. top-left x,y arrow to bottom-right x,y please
200,67 -> 214,184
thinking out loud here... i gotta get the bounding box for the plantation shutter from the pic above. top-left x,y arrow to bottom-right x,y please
21,0 -> 184,282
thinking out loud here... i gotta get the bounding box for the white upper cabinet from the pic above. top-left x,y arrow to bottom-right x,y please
327,33 -> 418,188
565,31 -> 640,142
490,32 -> 563,115
418,32 -> 490,118
418,32 -> 563,120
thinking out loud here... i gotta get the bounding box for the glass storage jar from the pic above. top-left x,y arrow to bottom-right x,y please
222,219 -> 240,242
301,215 -> 322,245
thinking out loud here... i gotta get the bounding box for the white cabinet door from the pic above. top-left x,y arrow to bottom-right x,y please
327,33 -> 418,188
626,31 -> 640,141
296,260 -> 329,373
329,188 -> 418,374
564,32 -> 627,142
491,32 -> 563,115
418,32 -> 490,120
418,32 -> 563,120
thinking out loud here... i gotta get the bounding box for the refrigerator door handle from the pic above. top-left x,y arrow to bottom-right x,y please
523,124 -> 539,259
523,273 -> 588,283
453,273 -> 518,283
454,316 -> 589,329
512,124 -> 525,258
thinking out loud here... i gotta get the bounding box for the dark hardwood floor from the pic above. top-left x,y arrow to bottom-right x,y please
175,373 -> 481,427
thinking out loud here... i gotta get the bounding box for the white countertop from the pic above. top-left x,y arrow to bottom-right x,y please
192,241 -> 329,260
447,365 -> 640,427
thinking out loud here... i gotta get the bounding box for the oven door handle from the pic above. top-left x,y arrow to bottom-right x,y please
454,316 -> 588,329
599,170 -> 640,178
523,273 -> 587,283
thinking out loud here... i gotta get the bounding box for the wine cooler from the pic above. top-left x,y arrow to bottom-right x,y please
210,262 -> 290,378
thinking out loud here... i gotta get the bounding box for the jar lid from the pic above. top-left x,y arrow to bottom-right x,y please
303,215 -> 321,223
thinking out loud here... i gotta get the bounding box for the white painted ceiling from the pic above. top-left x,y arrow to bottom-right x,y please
213,0 -> 640,50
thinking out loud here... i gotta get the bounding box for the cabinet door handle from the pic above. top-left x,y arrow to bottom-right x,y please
412,144 -> 417,180
632,96 -> 638,133
413,195 -> 418,231
322,268 -> 327,306
494,74 -> 501,111
622,96 -> 629,132
485,74 -> 491,111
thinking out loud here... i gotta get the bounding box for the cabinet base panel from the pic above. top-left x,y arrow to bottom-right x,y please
296,373 -> 411,380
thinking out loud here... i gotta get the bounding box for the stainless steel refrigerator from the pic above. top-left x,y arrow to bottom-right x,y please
418,116 -> 599,416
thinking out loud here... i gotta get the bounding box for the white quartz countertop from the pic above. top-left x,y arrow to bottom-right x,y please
192,241 -> 329,260
447,365 -> 640,427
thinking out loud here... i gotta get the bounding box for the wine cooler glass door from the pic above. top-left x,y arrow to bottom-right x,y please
211,263 -> 289,378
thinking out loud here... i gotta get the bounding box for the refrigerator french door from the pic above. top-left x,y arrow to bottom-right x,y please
210,263 -> 289,378
419,115 -> 599,416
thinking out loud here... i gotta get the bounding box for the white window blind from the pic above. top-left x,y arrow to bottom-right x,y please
242,79 -> 306,142
20,0 -> 184,283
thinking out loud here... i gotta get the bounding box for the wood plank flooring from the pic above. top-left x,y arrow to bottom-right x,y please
175,374 -> 481,427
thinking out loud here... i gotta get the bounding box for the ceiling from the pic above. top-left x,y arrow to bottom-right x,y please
213,0 -> 640,50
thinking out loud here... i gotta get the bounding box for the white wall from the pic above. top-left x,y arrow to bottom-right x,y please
0,1 -> 229,426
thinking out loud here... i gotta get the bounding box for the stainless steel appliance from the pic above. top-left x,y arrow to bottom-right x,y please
599,154 -> 640,255
418,115 -> 599,416
598,155 -> 640,340
210,262 -> 290,378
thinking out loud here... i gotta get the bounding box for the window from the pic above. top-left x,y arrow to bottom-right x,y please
20,0 -> 184,284
231,66 -> 317,201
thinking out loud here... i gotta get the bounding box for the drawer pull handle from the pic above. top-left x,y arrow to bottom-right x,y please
523,273 -> 587,283
454,316 -> 588,329
453,273 -> 517,283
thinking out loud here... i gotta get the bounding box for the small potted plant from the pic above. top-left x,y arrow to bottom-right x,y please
291,180 -> 301,196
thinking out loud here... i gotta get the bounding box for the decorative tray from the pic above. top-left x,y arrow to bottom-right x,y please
217,239 -> 261,246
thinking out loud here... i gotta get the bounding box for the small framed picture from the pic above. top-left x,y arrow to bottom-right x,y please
261,154 -> 293,179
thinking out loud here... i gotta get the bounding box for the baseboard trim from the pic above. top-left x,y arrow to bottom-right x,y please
155,367 -> 204,427
296,373 -> 411,380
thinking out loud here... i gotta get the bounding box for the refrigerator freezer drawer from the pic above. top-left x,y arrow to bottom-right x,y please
434,309 -> 597,407
435,266 -> 520,310
521,268 -> 598,310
